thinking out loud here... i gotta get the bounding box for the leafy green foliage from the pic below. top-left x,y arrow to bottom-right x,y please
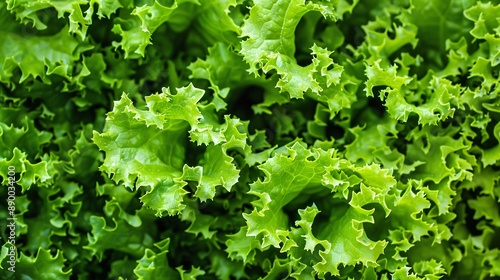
1,0 -> 500,279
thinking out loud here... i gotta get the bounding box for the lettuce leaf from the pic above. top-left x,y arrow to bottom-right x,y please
1,0 -> 500,279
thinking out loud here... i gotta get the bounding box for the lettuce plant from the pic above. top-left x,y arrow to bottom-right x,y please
1,0 -> 499,279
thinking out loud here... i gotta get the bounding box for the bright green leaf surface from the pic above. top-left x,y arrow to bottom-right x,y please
1,0 -> 499,279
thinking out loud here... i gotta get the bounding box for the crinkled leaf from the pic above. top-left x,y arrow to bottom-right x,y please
244,142 -> 338,247
16,248 -> 71,280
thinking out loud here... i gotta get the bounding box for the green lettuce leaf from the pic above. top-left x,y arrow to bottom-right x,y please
1,0 -> 500,279
16,248 -> 71,280
240,0 -> 341,98
112,0 -> 198,58
243,141 -> 337,248
0,25 -> 81,86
